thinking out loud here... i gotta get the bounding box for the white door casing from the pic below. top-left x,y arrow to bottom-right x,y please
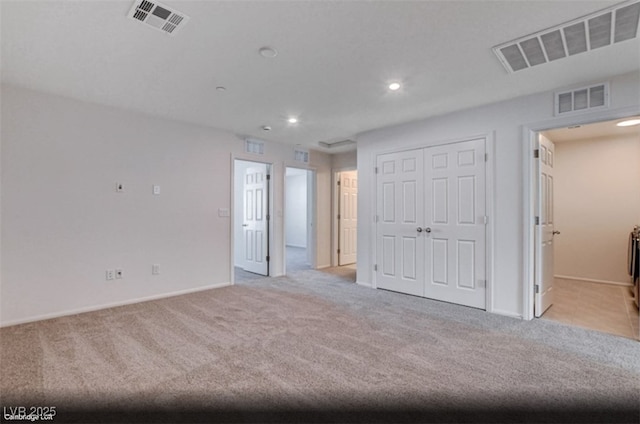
339,170 -> 358,265
376,138 -> 487,309
243,165 -> 269,275
535,135 -> 555,317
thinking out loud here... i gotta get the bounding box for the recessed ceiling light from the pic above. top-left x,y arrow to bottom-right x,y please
262,125 -> 272,131
287,117 -> 298,124
259,46 -> 278,58
616,119 -> 640,127
388,82 -> 401,91
215,86 -> 226,92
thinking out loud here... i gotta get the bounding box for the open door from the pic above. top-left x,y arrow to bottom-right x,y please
338,170 -> 358,265
241,164 -> 270,275
535,134 -> 556,317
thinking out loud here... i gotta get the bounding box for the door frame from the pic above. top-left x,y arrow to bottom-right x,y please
333,168 -> 358,267
231,157 -> 274,283
371,134 -> 495,311
283,165 -> 317,275
521,106 -> 639,320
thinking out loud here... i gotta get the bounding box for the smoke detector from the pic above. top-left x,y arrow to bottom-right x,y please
127,0 -> 189,35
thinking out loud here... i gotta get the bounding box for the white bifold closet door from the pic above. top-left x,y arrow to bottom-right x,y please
376,138 -> 487,309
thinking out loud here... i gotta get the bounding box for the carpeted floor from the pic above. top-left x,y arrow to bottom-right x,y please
1,269 -> 638,423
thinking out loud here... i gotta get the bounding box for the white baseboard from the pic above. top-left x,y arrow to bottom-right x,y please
0,282 -> 232,328
491,308 -> 523,319
554,275 -> 632,287
356,280 -> 373,288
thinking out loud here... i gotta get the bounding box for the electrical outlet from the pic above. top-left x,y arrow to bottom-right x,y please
115,268 -> 123,279
152,185 -> 161,195
152,264 -> 160,275
106,269 -> 115,280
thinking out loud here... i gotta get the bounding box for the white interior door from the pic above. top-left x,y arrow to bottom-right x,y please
375,138 -> 487,309
535,135 -> 555,317
423,139 -> 486,309
339,170 -> 358,265
243,165 -> 269,275
376,150 -> 425,296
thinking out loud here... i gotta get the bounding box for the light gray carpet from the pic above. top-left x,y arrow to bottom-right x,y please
1,269 -> 638,423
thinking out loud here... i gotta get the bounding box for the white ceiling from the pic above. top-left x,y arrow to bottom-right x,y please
2,0 -> 639,153
542,116 -> 640,142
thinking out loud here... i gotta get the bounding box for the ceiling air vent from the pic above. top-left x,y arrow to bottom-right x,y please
493,0 -> 640,73
554,82 -> 609,116
294,149 -> 310,164
127,0 -> 189,35
245,139 -> 265,155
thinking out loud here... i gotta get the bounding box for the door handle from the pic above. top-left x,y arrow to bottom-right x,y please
424,227 -> 432,233
417,227 -> 423,233
242,224 -> 248,227
552,230 -> 560,235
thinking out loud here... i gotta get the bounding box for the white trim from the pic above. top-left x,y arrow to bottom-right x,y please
555,275 -> 632,287
0,282 -> 231,328
356,280 -> 373,288
485,132 -> 496,314
283,164 -> 318,273
492,309 -> 523,319
521,105 -> 640,321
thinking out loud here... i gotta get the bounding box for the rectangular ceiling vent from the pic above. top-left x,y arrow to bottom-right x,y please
554,82 -> 609,116
493,0 -> 640,73
127,0 -> 189,35
294,149 -> 310,164
245,139 -> 265,155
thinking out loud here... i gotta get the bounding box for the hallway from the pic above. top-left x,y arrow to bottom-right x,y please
541,278 -> 639,340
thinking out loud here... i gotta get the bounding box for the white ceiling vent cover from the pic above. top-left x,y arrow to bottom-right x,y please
294,149 -> 310,164
494,0 -> 640,73
127,0 -> 189,35
554,82 -> 609,116
245,139 -> 265,155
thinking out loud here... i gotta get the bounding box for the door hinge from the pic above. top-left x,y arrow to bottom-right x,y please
337,180 -> 341,186
337,214 -> 341,220
535,216 -> 539,225
375,166 -> 379,174
484,153 -> 488,162
337,249 -> 341,254
374,264 -> 378,271
266,255 -> 270,262
483,215 -> 488,225
534,149 -> 539,159
266,174 -> 271,180
374,215 -> 379,223
267,214 -> 271,221
478,279 -> 486,288
535,284 -> 540,294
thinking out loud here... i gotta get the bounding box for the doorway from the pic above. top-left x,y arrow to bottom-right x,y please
285,167 -> 314,273
337,170 -> 358,266
530,117 -> 640,339
234,159 -> 272,282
